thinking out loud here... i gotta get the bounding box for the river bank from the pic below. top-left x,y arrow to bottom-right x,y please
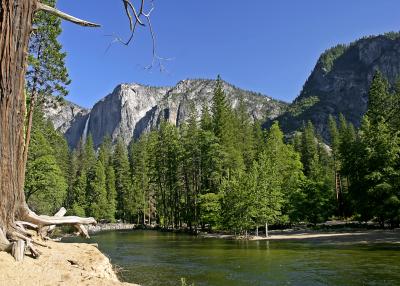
200,228 -> 400,244
0,240 -> 140,286
86,223 -> 400,245
87,223 -> 136,234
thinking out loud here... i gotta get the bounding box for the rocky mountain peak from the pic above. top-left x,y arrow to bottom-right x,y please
44,79 -> 287,148
273,32 -> 400,140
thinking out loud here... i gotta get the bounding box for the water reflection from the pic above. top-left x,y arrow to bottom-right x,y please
65,230 -> 400,286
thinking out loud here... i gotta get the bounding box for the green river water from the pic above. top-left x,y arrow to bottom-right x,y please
65,230 -> 400,286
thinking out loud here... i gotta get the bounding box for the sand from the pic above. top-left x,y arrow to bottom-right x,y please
0,241 -> 139,286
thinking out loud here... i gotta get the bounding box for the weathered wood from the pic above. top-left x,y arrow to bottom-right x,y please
15,221 -> 38,230
25,208 -> 96,226
11,240 -> 25,262
74,224 -> 90,239
39,207 -> 67,237
0,0 -> 37,240
36,2 -> 100,27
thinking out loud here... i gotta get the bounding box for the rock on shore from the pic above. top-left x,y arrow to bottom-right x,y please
87,223 -> 136,234
0,241 -> 139,286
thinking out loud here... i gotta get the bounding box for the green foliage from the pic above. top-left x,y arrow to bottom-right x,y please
221,172 -> 255,233
318,44 -> 348,73
291,179 -> 334,224
27,0 -> 70,100
328,73 -> 400,226
198,193 -> 222,230
114,138 -> 135,221
86,160 -> 108,219
383,31 -> 400,40
25,108 -> 68,215
234,95 -> 255,169
288,96 -> 320,117
367,71 -> 390,124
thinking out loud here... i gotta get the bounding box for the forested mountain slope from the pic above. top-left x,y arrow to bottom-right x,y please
271,33 -> 400,139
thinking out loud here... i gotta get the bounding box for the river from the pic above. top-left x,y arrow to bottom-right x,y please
65,230 -> 400,286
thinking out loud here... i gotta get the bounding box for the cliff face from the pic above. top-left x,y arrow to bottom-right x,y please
44,79 -> 287,148
44,34 -> 400,146
273,33 -> 400,139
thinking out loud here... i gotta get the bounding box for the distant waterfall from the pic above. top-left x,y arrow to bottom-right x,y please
82,114 -> 91,143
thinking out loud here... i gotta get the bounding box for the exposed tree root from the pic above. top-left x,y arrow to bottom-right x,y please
11,240 -> 25,262
24,208 -> 96,226
2,207 -> 97,261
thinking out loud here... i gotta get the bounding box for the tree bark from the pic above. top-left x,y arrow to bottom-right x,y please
0,1 -> 96,260
0,0 -> 37,236
265,222 -> 269,238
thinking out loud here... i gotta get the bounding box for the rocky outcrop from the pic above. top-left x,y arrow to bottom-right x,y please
45,79 -> 287,148
0,241 -> 137,285
42,95 -> 89,134
272,33 -> 400,140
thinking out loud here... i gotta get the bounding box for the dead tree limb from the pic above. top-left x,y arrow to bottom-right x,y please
36,2 -> 101,27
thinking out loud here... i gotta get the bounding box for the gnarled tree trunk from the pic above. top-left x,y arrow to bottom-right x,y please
0,0 -> 37,238
0,0 -> 96,260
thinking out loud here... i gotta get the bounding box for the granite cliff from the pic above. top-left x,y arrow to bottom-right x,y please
44,33 -> 400,146
272,33 -> 400,139
43,79 -> 286,148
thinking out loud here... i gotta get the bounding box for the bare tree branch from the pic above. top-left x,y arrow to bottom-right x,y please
36,2 -> 101,27
123,0 -> 145,29
106,1 -> 171,72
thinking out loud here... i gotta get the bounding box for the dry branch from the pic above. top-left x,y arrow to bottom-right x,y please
36,2 -> 100,27
11,240 -> 25,262
25,209 -> 96,226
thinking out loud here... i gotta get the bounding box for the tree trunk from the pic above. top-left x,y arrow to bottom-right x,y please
265,222 -> 269,238
0,0 -> 37,236
256,225 -> 259,237
0,1 -> 96,260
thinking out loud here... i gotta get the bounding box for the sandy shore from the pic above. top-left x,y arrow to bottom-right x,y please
201,229 -> 400,244
0,241 -> 139,286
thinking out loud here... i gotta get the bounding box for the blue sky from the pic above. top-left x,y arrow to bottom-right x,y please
57,0 -> 400,108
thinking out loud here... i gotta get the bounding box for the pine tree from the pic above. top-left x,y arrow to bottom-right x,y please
328,115 -> 344,215
252,120 -> 265,157
84,135 -> 97,172
69,147 -> 87,216
24,111 -> 67,215
105,166 -> 117,222
69,136 -> 96,217
27,0 -> 70,101
180,103 -> 201,228
366,71 -> 390,125
200,101 -> 213,132
295,121 -> 335,223
211,76 -> 243,179
212,76 -> 229,141
300,121 -> 319,178
130,134 -> 152,225
351,116 -> 400,225
153,121 -> 183,228
86,159 -> 108,220
234,95 -> 255,170
114,137 -> 134,221
98,136 -> 117,221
